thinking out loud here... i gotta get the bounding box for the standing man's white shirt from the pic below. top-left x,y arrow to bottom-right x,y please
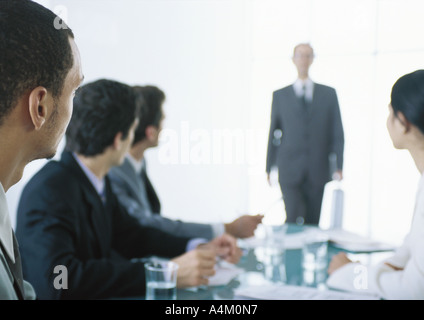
293,78 -> 314,103
0,183 -> 36,299
327,173 -> 424,299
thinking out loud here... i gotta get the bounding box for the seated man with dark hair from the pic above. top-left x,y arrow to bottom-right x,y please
16,79 -> 240,300
109,85 -> 263,240
0,0 -> 83,300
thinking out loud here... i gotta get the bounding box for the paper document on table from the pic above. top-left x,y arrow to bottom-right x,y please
234,284 -> 380,300
325,229 -> 396,253
239,230 -> 318,250
284,232 -> 311,249
208,261 -> 243,286
240,229 -> 396,252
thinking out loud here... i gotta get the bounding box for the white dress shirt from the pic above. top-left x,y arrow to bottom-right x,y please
327,172 -> 424,299
0,183 -> 15,264
293,78 -> 314,104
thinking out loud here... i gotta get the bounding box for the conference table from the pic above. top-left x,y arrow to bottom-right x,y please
172,224 -> 394,300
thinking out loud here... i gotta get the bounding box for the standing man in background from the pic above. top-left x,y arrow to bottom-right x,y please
266,43 -> 344,225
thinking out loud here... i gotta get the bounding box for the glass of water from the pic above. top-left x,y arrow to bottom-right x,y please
263,224 -> 288,283
264,224 -> 287,256
144,261 -> 179,300
302,232 -> 329,271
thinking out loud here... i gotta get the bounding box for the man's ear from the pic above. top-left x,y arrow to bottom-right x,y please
145,125 -> 157,142
28,86 -> 49,131
397,112 -> 411,133
113,132 -> 123,149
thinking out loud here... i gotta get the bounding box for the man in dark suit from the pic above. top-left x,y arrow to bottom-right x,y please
266,43 -> 344,225
0,0 -> 83,300
109,85 -> 263,240
16,79 -> 240,300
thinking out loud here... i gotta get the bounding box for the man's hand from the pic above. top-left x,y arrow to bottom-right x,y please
225,214 -> 264,239
332,170 -> 343,181
200,233 -> 242,264
267,173 -> 271,186
384,262 -> 403,271
172,234 -> 243,288
327,252 -> 353,275
171,247 -> 216,288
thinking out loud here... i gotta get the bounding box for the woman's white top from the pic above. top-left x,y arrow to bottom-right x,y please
327,173 -> 424,299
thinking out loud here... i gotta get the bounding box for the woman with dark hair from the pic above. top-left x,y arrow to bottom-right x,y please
326,70 -> 424,299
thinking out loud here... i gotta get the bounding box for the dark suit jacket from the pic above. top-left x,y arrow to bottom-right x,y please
15,152 -> 190,300
109,158 -> 214,239
141,160 -> 161,214
266,83 -> 344,187
109,158 -> 161,216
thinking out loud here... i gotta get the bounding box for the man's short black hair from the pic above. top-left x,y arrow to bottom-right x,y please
65,79 -> 141,156
132,85 -> 165,145
0,0 -> 75,125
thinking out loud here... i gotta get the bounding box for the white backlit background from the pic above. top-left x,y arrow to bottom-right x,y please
7,0 -> 424,247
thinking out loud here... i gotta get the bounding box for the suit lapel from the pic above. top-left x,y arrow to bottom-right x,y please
83,185 -> 110,257
119,158 -> 145,205
141,160 -> 161,214
308,83 -> 321,118
290,83 -> 321,118
0,233 -> 25,299
125,158 -> 144,194
61,152 -> 110,257
289,85 -> 306,116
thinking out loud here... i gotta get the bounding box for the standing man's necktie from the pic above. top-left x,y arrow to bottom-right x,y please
301,84 -> 309,111
0,232 -> 25,299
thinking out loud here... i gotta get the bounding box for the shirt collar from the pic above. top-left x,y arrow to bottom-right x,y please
126,153 -> 144,175
293,78 -> 314,101
0,182 -> 15,263
72,153 -> 105,197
